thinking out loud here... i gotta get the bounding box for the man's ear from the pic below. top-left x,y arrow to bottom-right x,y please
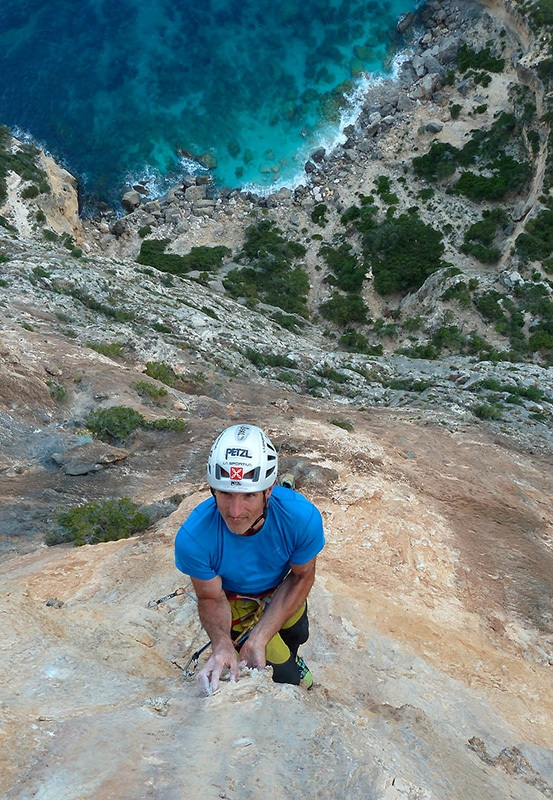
265,484 -> 275,500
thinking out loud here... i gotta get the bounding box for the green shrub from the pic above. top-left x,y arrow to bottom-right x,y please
152,321 -> 173,333
454,155 -> 531,201
339,329 -> 371,352
457,43 -> 505,73
362,210 -> 446,295
46,380 -> 67,401
316,366 -> 349,384
276,371 -> 297,384
21,184 -> 40,200
242,347 -> 297,369
86,406 -> 145,442
319,292 -> 369,325
133,381 -> 168,399
224,220 -> 309,317
320,243 -> 364,292
388,378 -> 433,392
441,281 -> 472,306
144,360 -> 179,386
47,498 -> 151,546
474,290 -> 506,322
413,141 -> 459,181
375,175 -> 399,206
0,214 -> 17,232
137,239 -> 231,274
515,209 -> 553,261
60,284 -> 134,322
474,403 -> 503,420
87,341 -> 125,358
270,311 -> 306,331
311,203 -> 328,226
528,330 -> 553,352
0,127 -> 51,202
147,417 -> 187,432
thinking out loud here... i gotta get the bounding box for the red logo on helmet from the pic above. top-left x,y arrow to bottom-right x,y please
229,466 -> 244,480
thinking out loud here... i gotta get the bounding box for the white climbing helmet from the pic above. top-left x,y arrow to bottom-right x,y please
207,424 -> 278,492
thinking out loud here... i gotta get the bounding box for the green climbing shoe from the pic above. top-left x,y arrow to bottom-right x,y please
296,655 -> 313,689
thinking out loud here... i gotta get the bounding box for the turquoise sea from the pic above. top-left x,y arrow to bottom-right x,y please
0,0 -> 417,211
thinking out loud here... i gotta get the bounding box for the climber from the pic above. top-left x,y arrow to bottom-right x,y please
174,423 -> 325,696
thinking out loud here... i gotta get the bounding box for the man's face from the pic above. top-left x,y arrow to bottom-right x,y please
213,487 -> 272,535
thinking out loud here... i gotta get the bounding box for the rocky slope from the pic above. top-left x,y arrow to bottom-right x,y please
1,0 -> 553,797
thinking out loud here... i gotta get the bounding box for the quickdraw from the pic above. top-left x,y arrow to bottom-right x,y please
182,641 -> 212,677
147,583 -> 196,609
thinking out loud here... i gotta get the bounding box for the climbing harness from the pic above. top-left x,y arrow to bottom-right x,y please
227,589 -> 276,648
146,583 -> 196,608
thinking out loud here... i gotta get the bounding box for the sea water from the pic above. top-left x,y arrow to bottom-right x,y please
0,0 -> 417,211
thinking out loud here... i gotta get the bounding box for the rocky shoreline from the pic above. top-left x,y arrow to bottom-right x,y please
93,0 -> 520,247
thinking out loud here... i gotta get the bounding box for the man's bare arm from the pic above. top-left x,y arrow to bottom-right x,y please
238,557 -> 317,668
191,575 -> 238,694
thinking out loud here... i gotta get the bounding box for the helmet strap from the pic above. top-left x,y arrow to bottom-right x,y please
241,489 -> 271,536
211,488 -> 271,536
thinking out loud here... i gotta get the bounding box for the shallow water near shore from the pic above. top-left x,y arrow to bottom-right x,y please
0,0 -> 416,209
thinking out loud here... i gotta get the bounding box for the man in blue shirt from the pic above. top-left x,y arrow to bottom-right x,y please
175,424 -> 325,695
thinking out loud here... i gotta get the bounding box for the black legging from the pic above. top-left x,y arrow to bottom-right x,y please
267,603 -> 310,684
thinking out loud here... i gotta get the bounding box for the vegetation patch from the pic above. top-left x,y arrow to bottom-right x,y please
87,341 -> 126,358
473,402 -> 503,420
46,380 -> 67,401
137,239 -> 231,275
320,292 -> 369,325
86,405 -> 186,443
58,283 -> 135,322
0,125 -> 51,203
144,360 -> 180,386
320,242 -> 365,293
242,347 -> 297,369
86,406 -> 146,442
311,203 -> 328,226
46,498 -> 151,546
515,208 -> 553,262
362,209 -> 446,295
133,380 -> 168,399
413,113 -> 531,202
461,209 -> 508,263
223,220 -> 309,317
456,43 -> 505,74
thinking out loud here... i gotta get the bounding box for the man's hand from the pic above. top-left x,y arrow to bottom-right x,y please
237,635 -> 267,670
197,642 -> 239,696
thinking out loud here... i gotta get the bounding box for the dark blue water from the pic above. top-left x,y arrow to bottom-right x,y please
0,0 -> 416,211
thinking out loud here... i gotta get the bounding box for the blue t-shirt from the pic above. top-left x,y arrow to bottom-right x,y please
174,485 -> 325,595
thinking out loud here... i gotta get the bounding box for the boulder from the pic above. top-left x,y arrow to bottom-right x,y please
121,190 -> 141,213
311,147 -> 326,163
426,121 -> 444,133
421,52 -> 445,75
432,36 -> 460,64
397,12 -> 417,33
51,443 -> 128,476
185,185 -> 207,202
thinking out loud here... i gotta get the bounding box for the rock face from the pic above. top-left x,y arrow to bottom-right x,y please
0,147 -> 82,242
1,0 -> 553,794
1,414 -> 553,799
